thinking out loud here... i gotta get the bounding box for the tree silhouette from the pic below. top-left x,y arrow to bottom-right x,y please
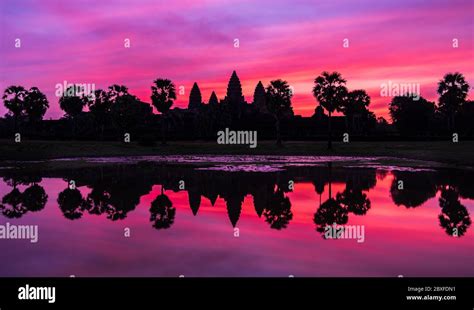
438,186 -> 471,237
313,72 -> 348,149
1,187 -> 26,218
265,79 -> 293,146
389,171 -> 437,208
107,84 -> 130,101
151,78 -> 176,144
57,187 -> 86,220
336,187 -> 371,215
314,198 -> 348,236
437,72 -> 470,131
24,87 -> 49,124
84,187 -> 112,216
110,86 -> 152,137
0,176 -> 47,218
150,187 -> 176,230
59,85 -> 88,136
341,89 -> 371,133
59,85 -> 88,119
88,89 -> 111,139
263,186 -> 293,230
22,184 -> 48,212
2,85 -> 27,132
389,95 -> 435,135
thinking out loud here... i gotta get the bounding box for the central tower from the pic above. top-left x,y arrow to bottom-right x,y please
224,71 -> 245,118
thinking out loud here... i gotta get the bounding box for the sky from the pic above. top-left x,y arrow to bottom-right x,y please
0,0 -> 473,119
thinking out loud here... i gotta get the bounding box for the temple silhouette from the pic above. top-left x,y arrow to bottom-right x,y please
0,70 -> 472,141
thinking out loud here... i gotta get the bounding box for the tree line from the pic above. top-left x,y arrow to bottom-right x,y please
2,72 -> 472,148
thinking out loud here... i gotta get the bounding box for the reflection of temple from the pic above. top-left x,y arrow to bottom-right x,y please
1,164 -> 472,237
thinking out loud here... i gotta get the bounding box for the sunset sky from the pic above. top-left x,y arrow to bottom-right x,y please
1,0 -> 473,119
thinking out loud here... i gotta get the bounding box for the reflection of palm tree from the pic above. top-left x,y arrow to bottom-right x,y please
437,72 -> 470,130
57,187 -> 86,220
313,178 -> 324,208
263,186 -> 293,230
150,186 -> 176,230
313,163 -> 349,235
438,186 -> 471,237
312,72 -> 348,150
22,184 -> 48,212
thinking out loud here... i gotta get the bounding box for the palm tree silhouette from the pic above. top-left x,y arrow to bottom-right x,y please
150,186 -> 176,230
151,78 -> 176,145
313,163 -> 349,236
263,185 -> 293,230
437,72 -> 470,131
265,79 -> 293,146
312,72 -> 348,149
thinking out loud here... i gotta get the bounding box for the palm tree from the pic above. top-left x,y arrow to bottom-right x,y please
312,72 -> 348,149
437,72 -> 470,131
2,85 -> 27,132
265,79 -> 293,146
151,78 -> 176,144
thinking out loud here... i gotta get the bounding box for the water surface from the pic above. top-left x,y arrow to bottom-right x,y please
0,156 -> 472,277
